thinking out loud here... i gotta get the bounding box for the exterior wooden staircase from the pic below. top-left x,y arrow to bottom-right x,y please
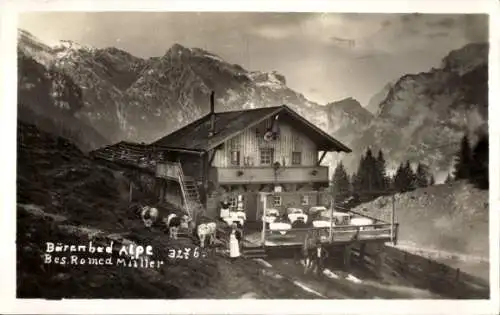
176,164 -> 203,220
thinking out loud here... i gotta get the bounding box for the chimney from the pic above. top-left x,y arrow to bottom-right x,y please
208,91 -> 216,137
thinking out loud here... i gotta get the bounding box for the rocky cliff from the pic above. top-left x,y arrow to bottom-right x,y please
344,43 -> 488,178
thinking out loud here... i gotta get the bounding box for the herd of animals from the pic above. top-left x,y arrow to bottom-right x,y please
135,202 -> 333,275
132,198 -> 381,278
134,204 -> 218,248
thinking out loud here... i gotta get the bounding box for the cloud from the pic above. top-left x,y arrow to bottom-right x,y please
426,17 -> 456,28
252,25 -> 294,40
250,13 -> 488,56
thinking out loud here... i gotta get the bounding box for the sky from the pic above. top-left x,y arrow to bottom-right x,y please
18,12 -> 488,106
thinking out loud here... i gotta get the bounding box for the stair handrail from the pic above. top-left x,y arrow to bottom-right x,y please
174,161 -> 194,220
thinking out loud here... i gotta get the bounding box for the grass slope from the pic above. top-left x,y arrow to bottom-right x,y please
16,121 -> 317,299
353,182 -> 488,259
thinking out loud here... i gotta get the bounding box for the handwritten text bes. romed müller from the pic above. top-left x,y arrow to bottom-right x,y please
43,241 -> 165,269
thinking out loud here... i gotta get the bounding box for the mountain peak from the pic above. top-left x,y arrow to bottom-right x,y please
18,28 -> 35,39
165,43 -> 190,56
326,97 -> 373,122
248,70 -> 286,87
52,39 -> 95,51
326,97 -> 364,111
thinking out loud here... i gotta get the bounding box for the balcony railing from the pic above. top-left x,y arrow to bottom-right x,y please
156,161 -> 182,180
212,165 -> 329,184
263,223 -> 398,246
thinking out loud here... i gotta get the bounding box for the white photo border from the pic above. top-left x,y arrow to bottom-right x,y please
1,0 -> 498,314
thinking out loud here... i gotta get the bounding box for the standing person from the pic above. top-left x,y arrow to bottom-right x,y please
220,198 -> 230,222
314,242 -> 329,276
229,223 -> 241,260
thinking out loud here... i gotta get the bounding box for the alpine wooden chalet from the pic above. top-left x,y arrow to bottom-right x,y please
151,92 -> 352,221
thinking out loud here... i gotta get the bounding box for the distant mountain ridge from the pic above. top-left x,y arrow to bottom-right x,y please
17,29 -> 488,180
17,29 -> 365,150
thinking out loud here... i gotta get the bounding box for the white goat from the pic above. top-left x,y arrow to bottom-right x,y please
197,222 -> 217,248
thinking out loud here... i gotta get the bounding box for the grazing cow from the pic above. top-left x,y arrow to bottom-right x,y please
197,222 -> 217,248
163,213 -> 183,240
141,206 -> 159,228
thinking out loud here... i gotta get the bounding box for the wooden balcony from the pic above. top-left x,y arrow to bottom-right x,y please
156,161 -> 181,181
211,165 -> 329,185
263,223 -> 398,247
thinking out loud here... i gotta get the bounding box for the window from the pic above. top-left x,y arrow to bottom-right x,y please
237,194 -> 244,210
273,195 -> 282,207
300,195 -> 309,206
292,152 -> 302,165
260,148 -> 274,165
228,195 -> 244,210
273,185 -> 282,207
229,196 -> 238,208
230,151 -> 240,166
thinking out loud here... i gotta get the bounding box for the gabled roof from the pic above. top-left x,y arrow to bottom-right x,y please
151,105 -> 352,153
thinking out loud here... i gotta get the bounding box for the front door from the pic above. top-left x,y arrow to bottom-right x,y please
245,193 -> 258,221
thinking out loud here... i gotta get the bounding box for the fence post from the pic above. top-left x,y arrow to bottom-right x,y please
129,182 -> 133,203
391,194 -> 395,244
329,195 -> 334,243
343,244 -> 352,269
261,193 -> 267,247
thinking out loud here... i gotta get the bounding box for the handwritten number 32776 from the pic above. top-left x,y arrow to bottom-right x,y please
168,247 -> 202,259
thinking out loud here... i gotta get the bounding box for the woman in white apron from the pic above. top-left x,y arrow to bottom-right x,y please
229,223 -> 241,259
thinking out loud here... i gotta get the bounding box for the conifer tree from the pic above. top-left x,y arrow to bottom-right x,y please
393,162 -> 406,192
404,160 -> 416,191
332,161 -> 351,204
415,162 -> 430,188
349,173 -> 357,193
352,163 -> 362,195
376,150 -> 389,192
470,133 -> 488,189
363,148 -> 375,193
429,174 -> 436,186
453,134 -> 473,180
